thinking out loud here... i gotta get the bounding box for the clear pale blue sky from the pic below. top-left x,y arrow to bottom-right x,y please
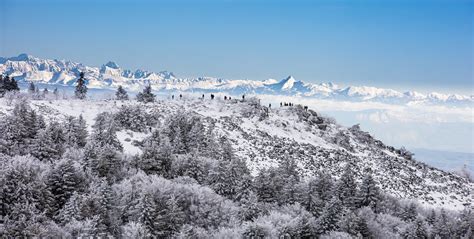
1,0 -> 473,94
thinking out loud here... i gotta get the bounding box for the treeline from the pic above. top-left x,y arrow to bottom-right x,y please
0,99 -> 473,238
1,71 -> 167,104
0,75 -> 20,96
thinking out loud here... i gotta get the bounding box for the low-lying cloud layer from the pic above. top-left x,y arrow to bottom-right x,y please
258,94 -> 474,154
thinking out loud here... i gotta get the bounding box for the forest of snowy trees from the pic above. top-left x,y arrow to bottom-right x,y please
0,91 -> 473,238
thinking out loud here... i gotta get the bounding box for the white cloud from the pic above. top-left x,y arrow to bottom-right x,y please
257,94 -> 474,124
256,94 -> 474,153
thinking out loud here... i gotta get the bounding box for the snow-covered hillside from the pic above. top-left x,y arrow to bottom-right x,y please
1,54 -> 472,105
3,96 -> 471,210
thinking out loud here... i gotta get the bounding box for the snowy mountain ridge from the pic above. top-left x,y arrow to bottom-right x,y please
2,96 -> 471,210
1,53 -> 472,105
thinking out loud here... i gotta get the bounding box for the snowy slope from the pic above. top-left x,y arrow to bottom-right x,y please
3,96 -> 471,210
1,54 -> 472,105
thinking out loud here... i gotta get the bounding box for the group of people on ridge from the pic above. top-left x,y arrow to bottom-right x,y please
169,93 -> 310,112
171,93 -> 245,101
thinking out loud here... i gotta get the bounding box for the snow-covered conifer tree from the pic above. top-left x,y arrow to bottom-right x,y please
28,81 -> 36,94
46,158 -> 85,215
30,129 -> 59,161
402,217 -> 428,239
115,85 -> 129,100
334,164 -> 358,209
136,85 -> 155,103
74,72 -> 88,100
356,170 -> 380,209
90,112 -> 122,151
316,197 -> 342,234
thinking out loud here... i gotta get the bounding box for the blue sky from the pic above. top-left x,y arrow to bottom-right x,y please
1,0 -> 473,94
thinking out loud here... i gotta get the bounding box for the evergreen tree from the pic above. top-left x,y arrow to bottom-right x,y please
75,72 -> 88,99
3,75 -> 11,92
1,155 -> 54,228
0,74 -> 4,95
278,157 -> 300,204
457,209 -> 473,238
314,173 -> 334,202
401,202 -> 418,222
334,164 -> 358,209
355,215 -> 371,238
2,75 -> 20,92
28,81 -> 36,94
426,209 -> 436,225
88,179 -> 113,234
0,117 -> 19,155
122,222 -> 148,238
2,75 -> 10,93
26,106 -> 45,138
76,115 -> 88,147
89,144 -> 123,183
433,209 -> 451,239
53,88 -> 59,99
137,137 -> 173,176
30,129 -> 59,161
64,115 -> 88,148
402,217 -> 428,239
239,191 -> 262,221
141,194 -> 184,237
338,211 -> 370,238
136,85 -> 155,103
114,105 -> 150,132
208,157 -> 252,201
297,179 -> 325,217
0,101 -> 42,155
90,112 -> 122,151
55,192 -> 83,224
115,85 -> 129,100
64,116 -> 80,147
3,201 -> 47,237
216,135 -> 234,160
46,158 -> 85,215
10,76 -> 19,91
47,121 -> 67,156
356,171 -> 380,209
316,197 -> 342,234
254,168 -> 282,204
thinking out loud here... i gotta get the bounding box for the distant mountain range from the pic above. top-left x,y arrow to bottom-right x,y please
1,54 -> 472,105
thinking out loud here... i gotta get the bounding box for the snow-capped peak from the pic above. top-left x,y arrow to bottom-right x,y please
9,53 -> 35,62
404,91 -> 426,99
0,54 -> 472,105
263,78 -> 279,85
103,61 -> 120,69
281,75 -> 297,90
158,71 -> 176,79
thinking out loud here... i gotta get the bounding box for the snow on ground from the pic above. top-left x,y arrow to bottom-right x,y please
116,130 -> 148,156
0,96 -> 472,210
